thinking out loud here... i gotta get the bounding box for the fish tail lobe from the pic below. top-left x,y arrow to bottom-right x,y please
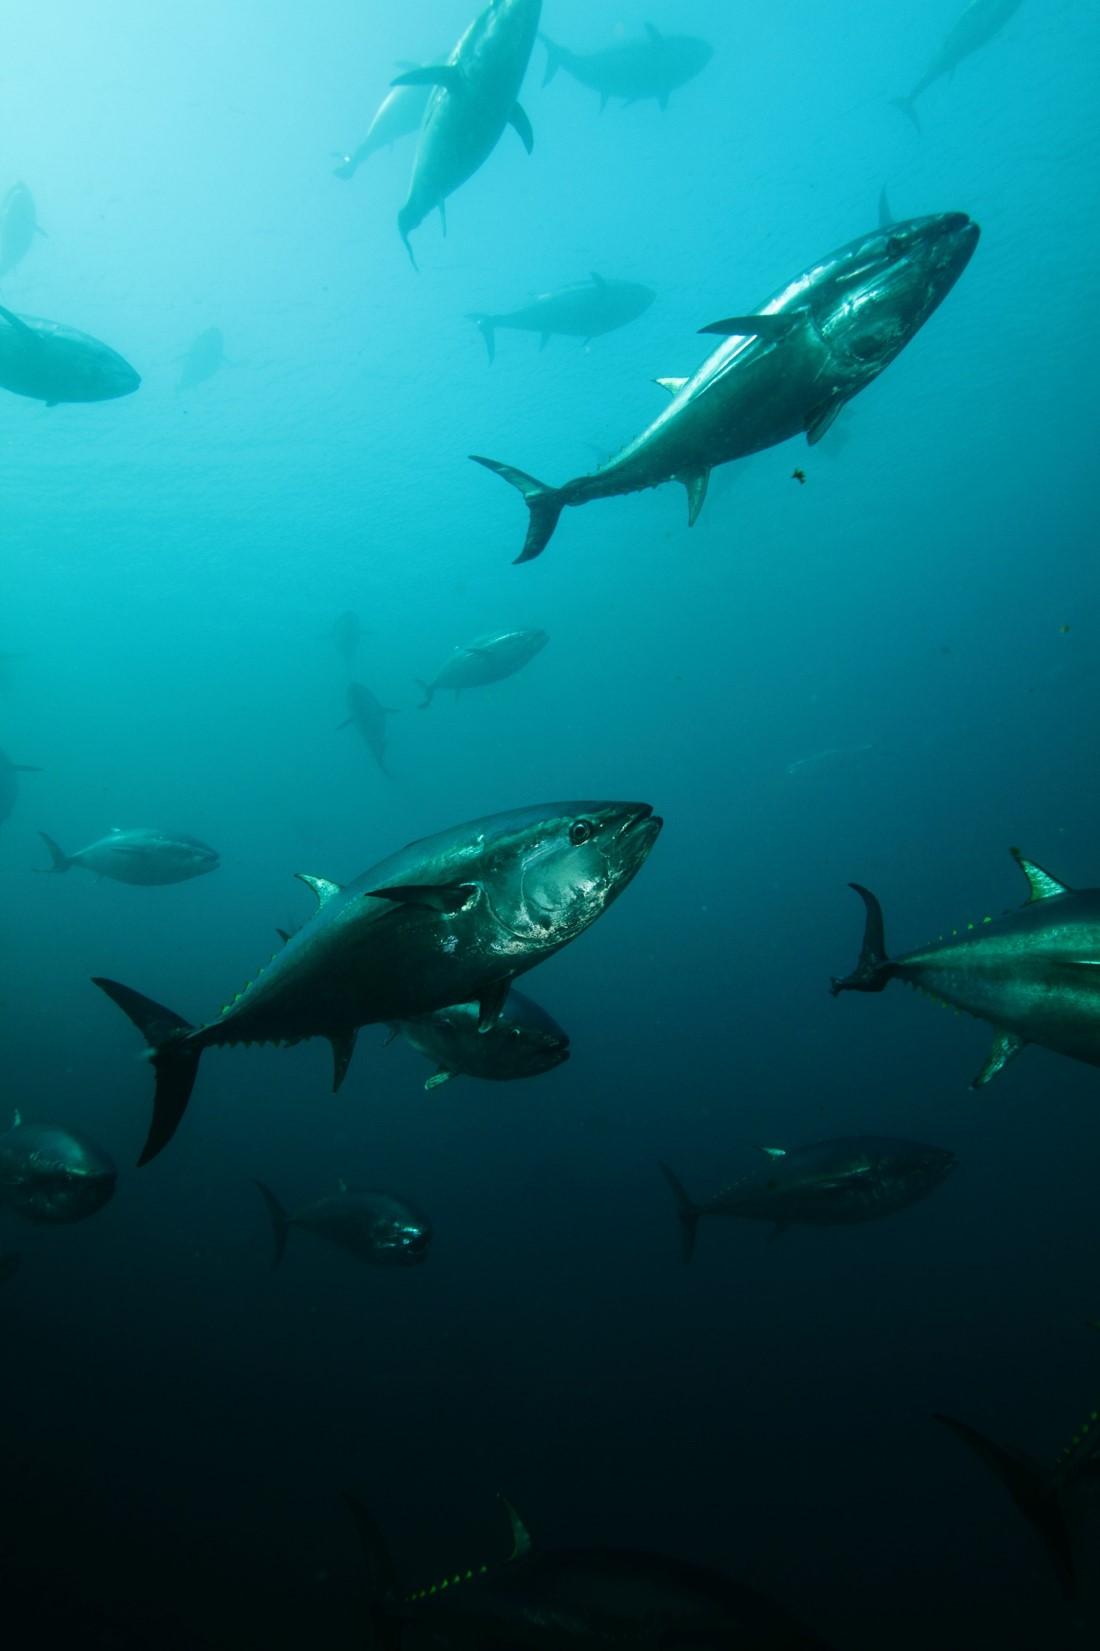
469,455 -> 565,563
659,1163 -> 701,1263
539,33 -> 565,87
466,313 -> 496,364
890,95 -> 921,134
91,978 -> 200,1165
830,882 -> 894,996
37,830 -> 72,873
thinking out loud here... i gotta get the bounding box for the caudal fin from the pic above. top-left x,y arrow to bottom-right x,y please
466,313 -> 497,364
890,95 -> 921,134
91,978 -> 200,1165
469,455 -> 565,563
37,831 -> 71,873
829,883 -> 894,996
342,1492 -> 401,1651
933,1413 -> 1076,1598
539,33 -> 566,87
253,1180 -> 291,1267
659,1163 -> 701,1263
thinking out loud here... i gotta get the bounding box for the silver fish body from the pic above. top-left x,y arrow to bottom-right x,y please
0,305 -> 139,405
39,827 -> 219,885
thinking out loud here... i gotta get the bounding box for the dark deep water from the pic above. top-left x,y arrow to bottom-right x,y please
2,1 -> 1100,1646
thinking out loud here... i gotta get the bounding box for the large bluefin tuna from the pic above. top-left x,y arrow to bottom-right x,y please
394,0 -> 541,264
175,326 -> 226,392
472,212 -> 979,561
0,1113 -> 117,1224
831,849 -> 1100,1087
893,0 -> 1023,132
540,24 -> 713,110
93,800 -> 661,1164
253,1180 -> 430,1268
38,827 -> 219,885
0,304 -> 140,405
468,273 -> 655,363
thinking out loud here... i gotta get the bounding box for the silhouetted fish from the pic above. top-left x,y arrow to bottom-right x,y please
0,1113 -> 116,1224
253,1179 -> 430,1267
0,304 -> 139,405
540,23 -> 712,110
892,0 -> 1023,131
38,827 -> 219,885
418,628 -> 547,707
338,680 -> 396,776
468,273 -> 654,362
333,68 -> 433,178
175,326 -> 226,392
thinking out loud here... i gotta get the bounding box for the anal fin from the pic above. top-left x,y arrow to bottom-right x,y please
678,468 -> 710,527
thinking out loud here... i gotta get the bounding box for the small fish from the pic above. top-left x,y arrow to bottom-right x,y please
418,628 -> 548,708
397,988 -> 569,1088
175,326 -> 226,392
0,304 -> 139,405
540,24 -> 713,111
37,827 -> 219,885
0,1113 -> 116,1224
791,467 -> 806,484
338,681 -> 397,777
253,1180 -> 430,1267
1059,624 -> 1071,635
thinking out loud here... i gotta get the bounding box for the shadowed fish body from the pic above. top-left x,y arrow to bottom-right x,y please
540,24 -> 712,110
418,628 -> 547,707
0,750 -> 39,825
661,1136 -> 954,1259
831,849 -> 1100,1087
893,0 -> 1023,131
93,799 -> 661,1164
0,183 -> 45,277
339,681 -> 396,776
254,1180 -> 430,1267
175,326 -> 226,391
396,0 -> 541,262
398,987 -> 569,1087
472,213 -> 979,562
349,1493 -> 836,1648
0,1116 -> 116,1224
334,72 -> 434,178
38,826 -> 219,885
0,304 -> 139,405
469,274 -> 655,362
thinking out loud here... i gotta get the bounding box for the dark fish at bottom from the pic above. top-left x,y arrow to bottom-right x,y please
396,987 -> 569,1088
254,1180 -> 430,1267
0,1114 -> 117,1224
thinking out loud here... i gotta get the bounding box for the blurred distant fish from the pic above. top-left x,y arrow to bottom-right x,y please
468,273 -> 655,363
395,0 -> 541,264
892,0 -> 1023,132
175,326 -> 226,392
397,987 -> 569,1088
418,628 -> 547,707
540,23 -> 712,110
93,799 -> 660,1163
0,750 -> 40,826
472,213 -> 979,562
785,742 -> 874,778
253,1179 -> 431,1267
333,68 -> 434,178
339,680 -> 396,776
0,304 -> 139,405
0,1113 -> 116,1224
0,182 -> 45,278
661,1137 -> 954,1259
329,610 -> 362,668
37,826 -> 219,885
0,1253 -> 19,1285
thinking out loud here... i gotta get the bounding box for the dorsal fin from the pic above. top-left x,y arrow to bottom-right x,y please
294,872 -> 342,907
499,1494 -> 532,1560
1010,847 -> 1069,903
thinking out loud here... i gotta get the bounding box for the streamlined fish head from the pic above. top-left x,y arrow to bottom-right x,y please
817,212 -> 979,373
0,1125 -> 117,1223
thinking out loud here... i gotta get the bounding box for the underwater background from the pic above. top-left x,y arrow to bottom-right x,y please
2,0 -> 1100,1645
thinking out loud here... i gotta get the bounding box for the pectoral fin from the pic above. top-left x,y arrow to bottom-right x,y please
678,468 -> 710,527
699,312 -> 800,341
424,1068 -> 453,1090
509,102 -> 534,154
391,65 -> 461,91
478,979 -> 510,1033
806,400 -> 846,446
365,882 -> 476,913
655,376 -> 688,395
1010,847 -> 1070,903
971,1030 -> 1025,1088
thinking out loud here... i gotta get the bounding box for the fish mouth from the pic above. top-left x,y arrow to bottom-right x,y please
619,803 -> 660,836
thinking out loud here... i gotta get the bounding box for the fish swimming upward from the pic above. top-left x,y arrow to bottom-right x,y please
93,801 -> 660,1164
333,69 -> 434,179
472,212 -> 979,562
892,0 -> 1024,132
417,628 -> 547,707
831,848 -> 1100,1086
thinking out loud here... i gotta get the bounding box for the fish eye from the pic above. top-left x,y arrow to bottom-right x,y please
569,820 -> 595,846
886,236 -> 904,259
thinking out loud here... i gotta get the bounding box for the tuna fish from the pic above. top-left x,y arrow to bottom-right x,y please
0,304 -> 139,405
175,326 -> 226,392
472,212 -> 979,561
661,1137 -> 954,1260
253,1180 -> 430,1267
0,183 -> 45,278
93,800 -> 661,1164
540,23 -> 713,110
468,273 -> 655,362
333,70 -> 434,178
394,0 -> 541,264
831,849 -> 1100,1087
338,681 -> 397,776
418,628 -> 547,707
396,987 -> 569,1088
893,0 -> 1023,132
38,827 -> 219,885
0,1113 -> 116,1224
0,750 -> 39,826
347,1492 -> 835,1649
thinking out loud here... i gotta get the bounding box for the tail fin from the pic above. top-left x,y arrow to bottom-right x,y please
933,1413 -> 1076,1598
829,882 -> 894,996
37,831 -> 71,873
91,978 -> 199,1165
659,1163 -> 701,1263
416,679 -> 434,710
469,455 -> 565,563
890,95 -> 921,134
332,154 -> 357,180
539,33 -> 565,87
253,1180 -> 291,1267
342,1492 -> 401,1651
467,313 -> 496,364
